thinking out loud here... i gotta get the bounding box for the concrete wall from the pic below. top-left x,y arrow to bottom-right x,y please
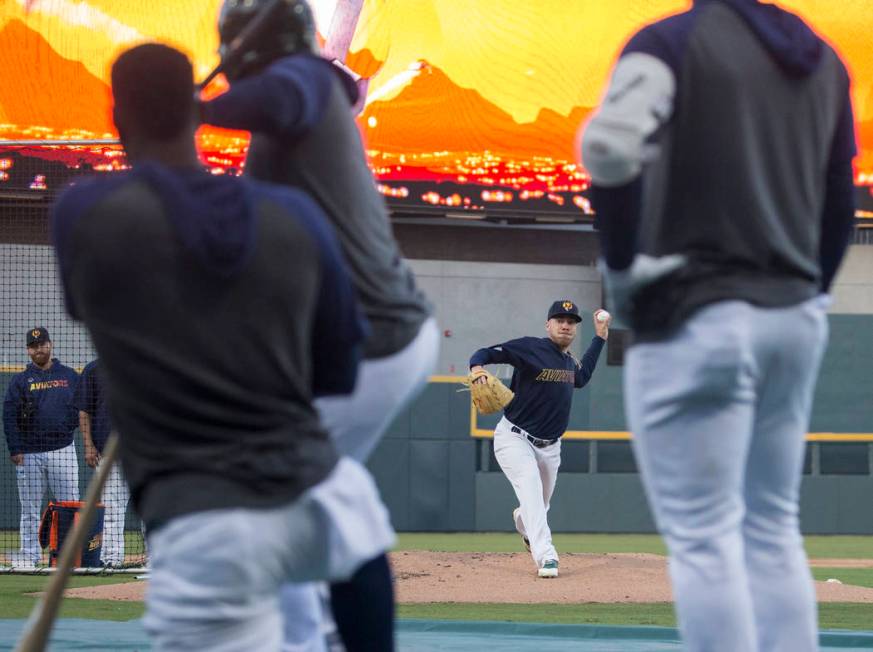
1,243 -> 871,370
829,246 -> 873,313
408,259 -> 601,376
0,243 -> 95,369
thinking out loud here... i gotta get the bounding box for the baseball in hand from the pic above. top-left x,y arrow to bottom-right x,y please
596,310 -> 610,323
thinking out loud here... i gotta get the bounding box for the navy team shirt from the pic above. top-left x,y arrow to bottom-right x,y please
3,359 -> 79,455
71,360 -> 111,454
470,336 -> 605,440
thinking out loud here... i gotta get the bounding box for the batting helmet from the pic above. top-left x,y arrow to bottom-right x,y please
218,0 -> 317,81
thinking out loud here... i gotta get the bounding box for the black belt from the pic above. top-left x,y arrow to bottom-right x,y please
511,425 -> 557,448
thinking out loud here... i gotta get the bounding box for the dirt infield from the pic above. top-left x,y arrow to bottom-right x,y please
62,552 -> 873,604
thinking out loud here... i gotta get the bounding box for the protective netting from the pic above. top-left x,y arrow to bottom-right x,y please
0,143 -> 146,572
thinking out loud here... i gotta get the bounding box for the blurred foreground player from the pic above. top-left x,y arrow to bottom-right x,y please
201,2 -> 438,648
51,44 -> 395,651
202,0 -> 438,464
582,1 -> 856,650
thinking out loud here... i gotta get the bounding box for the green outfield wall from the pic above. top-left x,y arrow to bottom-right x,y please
364,312 -> 873,534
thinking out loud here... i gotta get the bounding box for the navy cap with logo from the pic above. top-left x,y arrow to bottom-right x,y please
26,327 -> 50,346
547,300 -> 582,323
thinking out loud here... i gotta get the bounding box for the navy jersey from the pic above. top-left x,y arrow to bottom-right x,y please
470,337 -> 605,440
52,162 -> 365,529
3,359 -> 79,455
71,360 -> 111,453
202,53 -> 431,359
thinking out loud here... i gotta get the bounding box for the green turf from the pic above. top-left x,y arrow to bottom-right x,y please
0,575 -> 145,620
812,568 -> 873,588
803,537 -> 873,559
397,602 -> 873,631
1,529 -> 148,565
0,532 -> 868,629
394,533 -> 668,554
1,575 -> 870,630
398,602 -> 677,626
817,604 -> 873,631
395,533 -> 873,559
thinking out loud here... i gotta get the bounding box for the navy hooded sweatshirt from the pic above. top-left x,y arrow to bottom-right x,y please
589,0 -> 856,338
51,163 -> 365,530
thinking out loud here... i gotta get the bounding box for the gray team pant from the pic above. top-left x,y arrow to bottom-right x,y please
625,297 -> 828,652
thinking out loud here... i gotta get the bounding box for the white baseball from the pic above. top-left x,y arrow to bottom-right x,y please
596,310 -> 610,323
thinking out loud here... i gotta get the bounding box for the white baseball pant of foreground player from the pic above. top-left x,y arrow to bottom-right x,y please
143,458 -> 394,652
279,317 -> 440,651
625,298 -> 828,652
315,317 -> 440,460
15,444 -> 79,567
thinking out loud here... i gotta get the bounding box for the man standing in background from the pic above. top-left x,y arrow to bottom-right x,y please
2,327 -> 79,569
72,358 -> 133,568
582,0 -> 856,649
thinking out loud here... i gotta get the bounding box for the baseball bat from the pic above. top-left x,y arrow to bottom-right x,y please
14,432 -> 121,652
198,0 -> 287,90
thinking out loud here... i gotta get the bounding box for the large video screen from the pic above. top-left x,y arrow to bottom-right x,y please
0,0 -> 871,218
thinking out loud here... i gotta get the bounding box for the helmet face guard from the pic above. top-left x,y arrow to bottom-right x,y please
218,0 -> 317,81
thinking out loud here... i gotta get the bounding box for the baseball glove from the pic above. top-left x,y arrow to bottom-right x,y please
467,369 -> 514,414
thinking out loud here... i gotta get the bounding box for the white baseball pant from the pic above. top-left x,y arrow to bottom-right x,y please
314,316 -> 440,461
279,317 -> 440,652
494,416 -> 562,567
142,457 -> 395,652
15,442 -> 79,564
99,460 -> 132,566
625,297 -> 827,652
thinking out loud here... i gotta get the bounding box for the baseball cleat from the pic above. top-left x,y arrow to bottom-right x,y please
538,559 -> 558,578
512,508 -> 531,552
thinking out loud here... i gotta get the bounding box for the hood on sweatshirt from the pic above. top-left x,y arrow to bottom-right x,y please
134,163 -> 256,278
697,0 -> 823,76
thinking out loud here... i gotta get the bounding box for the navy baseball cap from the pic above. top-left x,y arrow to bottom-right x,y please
26,327 -> 50,345
547,300 -> 582,323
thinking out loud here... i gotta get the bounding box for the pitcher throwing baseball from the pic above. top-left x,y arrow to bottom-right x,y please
469,301 -> 609,578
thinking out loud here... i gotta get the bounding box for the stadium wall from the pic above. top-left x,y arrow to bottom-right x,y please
1,247 -> 872,533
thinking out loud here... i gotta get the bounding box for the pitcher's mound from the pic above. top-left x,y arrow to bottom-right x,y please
61,552 -> 873,604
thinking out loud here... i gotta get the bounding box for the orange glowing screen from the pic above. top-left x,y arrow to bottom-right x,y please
1,0 -> 871,213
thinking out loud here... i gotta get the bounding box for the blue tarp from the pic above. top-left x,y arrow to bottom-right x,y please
0,619 -> 871,651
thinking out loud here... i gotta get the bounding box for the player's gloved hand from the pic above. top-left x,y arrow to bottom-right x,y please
466,369 -> 514,414
599,253 -> 687,325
